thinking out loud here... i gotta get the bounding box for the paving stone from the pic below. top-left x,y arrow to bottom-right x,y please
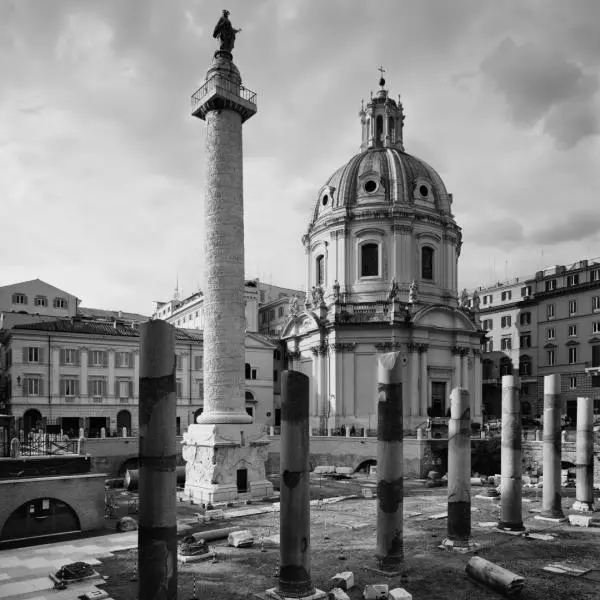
389,588 -> 412,600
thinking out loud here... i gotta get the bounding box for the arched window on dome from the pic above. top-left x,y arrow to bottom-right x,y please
376,115 -> 383,143
316,255 -> 325,286
361,243 -> 379,277
421,246 -> 434,280
388,116 -> 395,142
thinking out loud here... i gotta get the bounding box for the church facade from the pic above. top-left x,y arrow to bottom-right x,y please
281,78 -> 484,432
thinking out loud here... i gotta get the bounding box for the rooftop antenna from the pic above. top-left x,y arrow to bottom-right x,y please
174,274 -> 180,301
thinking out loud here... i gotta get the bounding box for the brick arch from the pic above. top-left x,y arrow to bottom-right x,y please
354,458 -> 377,473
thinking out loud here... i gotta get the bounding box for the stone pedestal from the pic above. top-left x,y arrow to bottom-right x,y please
183,424 -> 273,505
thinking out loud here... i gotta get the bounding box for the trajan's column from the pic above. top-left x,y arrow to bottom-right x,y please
183,10 -> 273,504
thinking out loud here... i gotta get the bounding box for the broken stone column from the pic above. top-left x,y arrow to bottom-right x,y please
540,374 -> 565,520
277,370 -> 317,597
376,352 -> 403,571
498,375 -> 524,531
138,320 -> 177,599
572,396 -> 594,512
444,387 -> 473,548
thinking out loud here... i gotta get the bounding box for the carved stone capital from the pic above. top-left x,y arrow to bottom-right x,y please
311,342 -> 329,356
407,342 -> 420,353
287,350 -> 301,360
374,342 -> 404,352
330,342 -> 356,353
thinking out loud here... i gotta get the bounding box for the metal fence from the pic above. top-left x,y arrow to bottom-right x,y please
18,433 -> 78,456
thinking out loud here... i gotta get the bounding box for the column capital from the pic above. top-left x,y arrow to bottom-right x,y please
287,350 -> 301,360
374,341 -> 403,353
330,342 -> 356,353
311,342 -> 328,356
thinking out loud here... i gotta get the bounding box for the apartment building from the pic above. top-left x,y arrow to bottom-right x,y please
474,257 -> 600,421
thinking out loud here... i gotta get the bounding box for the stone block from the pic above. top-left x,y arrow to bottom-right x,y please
389,589 -> 412,600
522,475 -> 531,485
80,590 -> 110,600
206,509 -> 225,520
314,466 -> 336,474
328,588 -> 350,600
494,474 -> 501,487
335,466 -> 354,476
331,571 -> 354,591
363,584 -> 388,600
116,516 -> 138,532
228,529 -> 255,547
568,514 -> 592,527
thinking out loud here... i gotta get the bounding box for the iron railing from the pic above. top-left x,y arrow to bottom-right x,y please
18,433 -> 78,456
191,73 -> 257,111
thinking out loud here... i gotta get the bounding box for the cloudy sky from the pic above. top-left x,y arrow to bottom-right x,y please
2,0 -> 599,315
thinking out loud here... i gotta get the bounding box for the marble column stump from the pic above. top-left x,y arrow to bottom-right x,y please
572,397 -> 595,512
498,375 -> 524,531
138,320 -> 177,600
538,374 -> 566,521
376,352 -> 404,572
267,371 -> 325,600
443,387 -> 476,550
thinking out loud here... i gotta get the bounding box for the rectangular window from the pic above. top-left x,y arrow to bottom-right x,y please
488,295 -> 493,304
90,379 -> 104,397
34,295 -> 48,307
592,345 -> 600,368
483,319 -> 493,331
501,337 -> 512,350
25,377 -> 40,396
547,304 -> 555,319
545,279 -> 557,292
64,349 -> 77,365
194,356 -> 203,370
593,296 -> 600,311
176,379 -> 183,398
569,300 -> 577,315
519,312 -> 531,326
592,269 -> 600,282
176,355 -> 182,370
520,286 -> 532,297
520,334 -> 531,348
260,291 -> 266,303
91,350 -> 105,367
522,384 -> 530,395
569,376 -> 577,390
273,369 -> 278,382
483,296 -> 488,305
567,274 -> 579,287
53,297 -> 67,309
568,324 -> 577,337
484,339 -> 493,352
62,378 -> 78,397
501,316 -> 512,328
547,350 -> 555,366
28,347 -> 40,363
546,327 -> 555,340
251,368 -> 257,380
117,352 -> 130,368
12,293 -> 27,304
119,380 -> 130,399
569,347 -> 578,364
501,291 -> 512,301
593,322 -> 600,334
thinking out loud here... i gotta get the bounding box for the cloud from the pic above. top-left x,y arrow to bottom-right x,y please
463,217 -> 525,249
480,37 -> 599,147
529,210 -> 600,245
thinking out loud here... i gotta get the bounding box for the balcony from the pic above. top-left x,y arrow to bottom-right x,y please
191,73 -> 257,122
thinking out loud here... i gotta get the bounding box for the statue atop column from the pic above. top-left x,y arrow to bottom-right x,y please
408,280 -> 418,304
459,288 -> 470,309
213,10 -> 241,54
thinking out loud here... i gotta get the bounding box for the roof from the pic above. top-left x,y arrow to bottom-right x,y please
10,319 -> 204,343
310,147 -> 452,227
246,332 -> 277,348
78,306 -> 149,323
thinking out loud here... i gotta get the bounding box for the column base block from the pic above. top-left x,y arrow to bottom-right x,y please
571,500 -> 595,512
440,538 -> 480,553
496,522 -> 525,533
258,587 -> 327,600
534,514 -> 567,523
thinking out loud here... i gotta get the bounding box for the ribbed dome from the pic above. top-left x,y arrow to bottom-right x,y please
311,148 -> 452,227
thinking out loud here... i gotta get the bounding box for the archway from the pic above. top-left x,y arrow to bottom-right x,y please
355,459 -> 377,474
1,497 -> 80,541
23,409 -> 42,436
116,410 -> 132,433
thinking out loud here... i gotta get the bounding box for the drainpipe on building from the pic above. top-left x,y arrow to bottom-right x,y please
48,335 -> 52,424
189,342 -> 193,430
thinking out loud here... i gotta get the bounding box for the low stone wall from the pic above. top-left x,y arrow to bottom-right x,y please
0,473 -> 106,541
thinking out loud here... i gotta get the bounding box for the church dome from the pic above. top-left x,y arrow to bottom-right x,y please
311,148 -> 452,226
